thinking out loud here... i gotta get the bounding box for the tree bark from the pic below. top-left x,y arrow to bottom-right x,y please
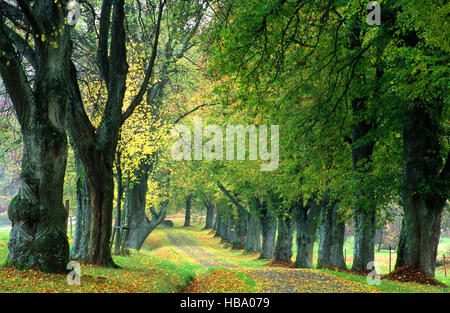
127,165 -> 149,249
203,198 -> 215,230
127,162 -> 167,250
113,150 -> 124,254
317,199 -> 346,269
184,195 -> 192,227
0,2 -> 72,273
395,103 -> 448,277
294,198 -> 321,268
223,216 -> 236,244
245,213 -> 261,253
215,216 -> 226,238
231,210 -> 247,250
259,203 -> 277,259
274,215 -> 293,262
71,149 -> 92,260
212,211 -> 219,231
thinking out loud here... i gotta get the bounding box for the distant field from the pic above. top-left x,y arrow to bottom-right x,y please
0,214 -> 10,227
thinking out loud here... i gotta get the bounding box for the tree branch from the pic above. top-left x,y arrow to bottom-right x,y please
174,103 -> 218,124
121,0 -> 166,124
96,0 -> 113,85
0,17 -> 33,127
15,0 -> 42,35
216,181 -> 249,217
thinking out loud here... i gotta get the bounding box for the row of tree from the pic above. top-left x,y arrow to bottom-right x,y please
169,0 -> 449,278
0,0 -> 448,279
0,0 -> 208,271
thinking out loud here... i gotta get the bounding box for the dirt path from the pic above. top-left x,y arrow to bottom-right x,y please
166,232 -> 238,268
165,229 -> 376,293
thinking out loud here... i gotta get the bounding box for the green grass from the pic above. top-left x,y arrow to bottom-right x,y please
0,228 -> 203,293
321,269 -> 449,293
0,231 -> 8,267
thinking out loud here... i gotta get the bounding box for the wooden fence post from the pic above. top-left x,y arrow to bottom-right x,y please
389,245 -> 392,273
444,255 -> 447,277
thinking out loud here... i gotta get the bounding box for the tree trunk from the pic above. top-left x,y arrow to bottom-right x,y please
294,198 -> 321,268
113,150 -> 124,254
350,95 -> 376,272
127,162 -> 166,250
223,216 -> 236,244
259,205 -> 277,259
215,216 -> 225,238
376,227 -> 383,252
352,208 -> 376,272
127,167 -> 149,249
216,181 -> 251,247
184,195 -> 192,227
212,212 -> 219,231
317,200 -> 346,269
245,214 -> 261,253
274,215 -> 293,262
221,214 -> 236,244
71,150 -> 92,260
231,211 -> 247,250
87,169 -> 117,267
203,199 -> 215,230
395,103 -> 447,277
1,4 -> 72,272
7,120 -> 69,273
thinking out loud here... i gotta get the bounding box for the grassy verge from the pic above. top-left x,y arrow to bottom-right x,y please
0,225 -> 258,293
0,229 -> 201,293
321,269 -> 449,293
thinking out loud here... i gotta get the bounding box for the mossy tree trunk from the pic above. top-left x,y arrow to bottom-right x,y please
231,210 -> 247,250
274,201 -> 294,263
215,216 -> 226,239
395,102 -> 448,277
245,213 -> 261,253
259,202 -> 277,259
127,161 -> 167,250
317,199 -> 346,269
184,195 -> 192,227
71,149 -> 92,260
202,197 -> 215,230
0,1 -> 72,273
223,215 -> 236,244
294,197 -> 321,268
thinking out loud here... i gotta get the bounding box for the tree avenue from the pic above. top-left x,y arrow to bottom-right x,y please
0,0 -> 448,289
